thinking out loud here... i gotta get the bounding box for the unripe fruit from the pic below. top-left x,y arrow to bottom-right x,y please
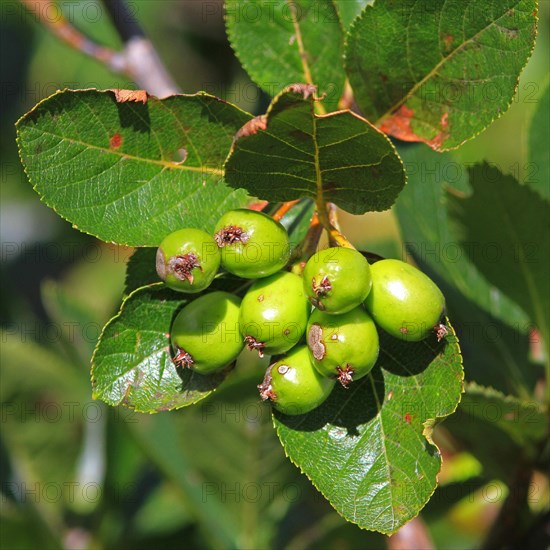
240,272 -> 310,357
214,209 -> 290,278
303,247 -> 372,314
171,291 -> 243,374
364,259 -> 446,342
307,307 -> 379,387
258,346 -> 335,415
156,228 -> 220,293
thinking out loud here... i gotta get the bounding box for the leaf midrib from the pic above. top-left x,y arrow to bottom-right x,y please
23,126 -> 224,176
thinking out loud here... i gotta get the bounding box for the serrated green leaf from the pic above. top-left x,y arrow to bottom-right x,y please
126,412 -> 239,548
447,164 -> 550,349
528,80 -> 549,200
225,86 -> 406,214
394,145 -> 530,332
124,248 -> 159,296
445,382 -> 547,479
345,0 -> 538,150
332,0 -> 373,29
274,323 -> 463,534
226,0 -> 346,110
461,382 -> 546,448
173,378 -> 303,548
16,89 -> 252,246
441,281 -> 536,398
91,285 -> 227,412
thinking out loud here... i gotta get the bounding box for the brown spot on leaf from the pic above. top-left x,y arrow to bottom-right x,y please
404,413 -> 412,423
112,89 -> 148,103
379,105 -> 450,151
110,132 -> 123,149
234,115 -> 267,142
379,105 -> 416,141
443,34 -> 454,49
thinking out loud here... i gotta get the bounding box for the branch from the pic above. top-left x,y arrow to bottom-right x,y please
19,0 -> 180,97
102,0 -> 180,97
481,460 -> 533,550
19,0 -> 127,74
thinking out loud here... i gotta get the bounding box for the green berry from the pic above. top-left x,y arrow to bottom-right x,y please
303,247 -> 372,314
364,259 -> 446,342
240,272 -> 310,357
258,346 -> 335,415
171,291 -> 243,374
307,307 -> 379,387
156,228 -> 220,293
214,209 -> 290,278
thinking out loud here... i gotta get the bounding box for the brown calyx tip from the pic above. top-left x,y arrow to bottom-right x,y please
307,323 -> 326,361
214,225 -> 250,248
336,365 -> 354,388
173,347 -> 194,369
169,253 -> 202,284
434,323 -> 448,342
258,370 -> 276,401
287,83 -> 318,100
312,275 -> 332,297
244,335 -> 266,358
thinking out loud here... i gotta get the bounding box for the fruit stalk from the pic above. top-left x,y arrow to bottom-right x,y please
272,200 -> 300,222
315,199 -> 354,249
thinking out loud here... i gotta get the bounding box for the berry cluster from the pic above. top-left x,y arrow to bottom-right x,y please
156,208 -> 446,416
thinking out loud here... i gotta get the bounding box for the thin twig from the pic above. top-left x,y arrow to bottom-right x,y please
20,0 -> 127,74
19,0 -> 180,97
103,0 -> 179,97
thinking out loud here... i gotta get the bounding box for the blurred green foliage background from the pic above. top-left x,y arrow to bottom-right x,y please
1,1 -> 549,548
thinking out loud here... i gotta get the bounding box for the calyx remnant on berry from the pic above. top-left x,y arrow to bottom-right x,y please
213,209 -> 290,278
169,253 -> 202,284
244,335 -> 266,358
173,347 -> 194,369
312,275 -> 332,297
303,247 -> 372,314
156,228 -> 220,293
214,225 -> 250,247
170,291 -> 243,374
